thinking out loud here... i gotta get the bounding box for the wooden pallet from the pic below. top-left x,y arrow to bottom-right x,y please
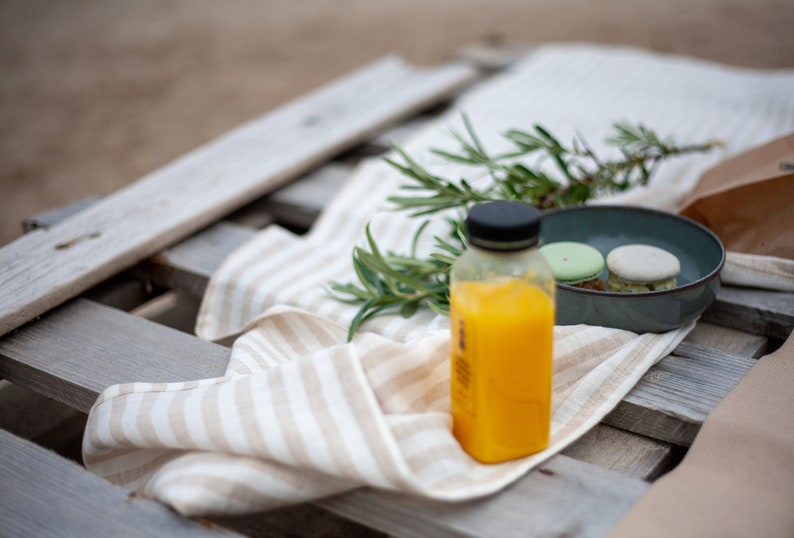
1,46 -> 792,537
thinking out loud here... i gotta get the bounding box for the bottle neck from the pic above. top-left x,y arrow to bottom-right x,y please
468,237 -> 538,253
468,243 -> 536,258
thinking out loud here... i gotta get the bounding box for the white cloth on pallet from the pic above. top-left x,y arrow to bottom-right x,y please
83,44 -> 794,516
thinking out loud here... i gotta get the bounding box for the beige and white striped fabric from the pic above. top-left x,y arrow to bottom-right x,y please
83,45 -> 794,516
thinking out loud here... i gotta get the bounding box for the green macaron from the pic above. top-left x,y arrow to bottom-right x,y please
539,241 -> 605,288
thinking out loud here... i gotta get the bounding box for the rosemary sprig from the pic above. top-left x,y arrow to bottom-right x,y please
331,118 -> 722,338
328,221 -> 465,340
387,115 -> 723,213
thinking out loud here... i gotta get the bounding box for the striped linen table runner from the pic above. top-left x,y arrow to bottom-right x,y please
83,44 -> 794,516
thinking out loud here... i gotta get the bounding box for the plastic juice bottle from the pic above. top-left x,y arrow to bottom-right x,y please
449,201 -> 555,463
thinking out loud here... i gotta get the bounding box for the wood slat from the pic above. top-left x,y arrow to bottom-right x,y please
145,222 -> 256,298
0,55 -> 478,337
561,424 -> 681,481
702,285 -> 794,340
603,342 -> 757,446
0,299 -> 673,468
318,455 -> 647,538
0,429 -> 238,537
249,162 -> 353,231
685,321 -> 770,358
0,299 -> 230,412
0,381 -> 85,448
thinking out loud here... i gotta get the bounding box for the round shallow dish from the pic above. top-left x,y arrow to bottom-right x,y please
540,205 -> 725,333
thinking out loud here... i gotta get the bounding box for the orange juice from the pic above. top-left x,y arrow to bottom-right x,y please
450,278 -> 554,463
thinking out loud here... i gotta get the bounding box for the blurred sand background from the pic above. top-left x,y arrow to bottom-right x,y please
2,0 -> 793,246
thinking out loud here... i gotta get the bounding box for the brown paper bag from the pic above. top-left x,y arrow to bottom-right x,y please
679,134 -> 794,260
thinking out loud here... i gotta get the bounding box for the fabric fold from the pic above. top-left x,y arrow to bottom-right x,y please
85,305 -> 691,515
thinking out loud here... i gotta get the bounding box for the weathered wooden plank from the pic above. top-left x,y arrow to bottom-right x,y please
1,295 -> 755,450
0,299 -> 230,412
370,115 -> 439,150
256,162 -> 353,231
0,56 -> 478,337
603,343 -> 757,446
685,321 -> 770,358
702,285 -> 794,339
145,221 -> 256,298
131,291 -> 203,334
318,455 -> 647,538
0,294 -> 735,457
0,429 -> 238,537
211,504 -> 385,538
0,381 -> 85,448
21,196 -> 103,232
561,424 -> 681,481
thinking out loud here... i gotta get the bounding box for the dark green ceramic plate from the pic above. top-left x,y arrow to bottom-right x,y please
541,205 -> 725,333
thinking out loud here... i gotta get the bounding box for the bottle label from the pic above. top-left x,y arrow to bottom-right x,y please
452,317 -> 475,415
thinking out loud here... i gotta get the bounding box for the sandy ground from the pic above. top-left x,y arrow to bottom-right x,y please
1,0 -> 793,246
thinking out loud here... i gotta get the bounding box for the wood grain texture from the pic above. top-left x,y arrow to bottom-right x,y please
603,342 -> 757,446
145,221 -> 256,298
258,162 -> 353,231
318,455 -> 647,538
685,321 -> 770,358
0,299 -> 230,411
0,429 -> 238,537
702,285 -> 794,339
0,55 -> 477,337
0,381 -> 84,443
561,424 -> 681,481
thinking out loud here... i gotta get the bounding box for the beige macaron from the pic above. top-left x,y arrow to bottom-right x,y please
606,244 -> 681,292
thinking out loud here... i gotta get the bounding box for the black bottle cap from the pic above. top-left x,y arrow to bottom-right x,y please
466,201 -> 541,251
